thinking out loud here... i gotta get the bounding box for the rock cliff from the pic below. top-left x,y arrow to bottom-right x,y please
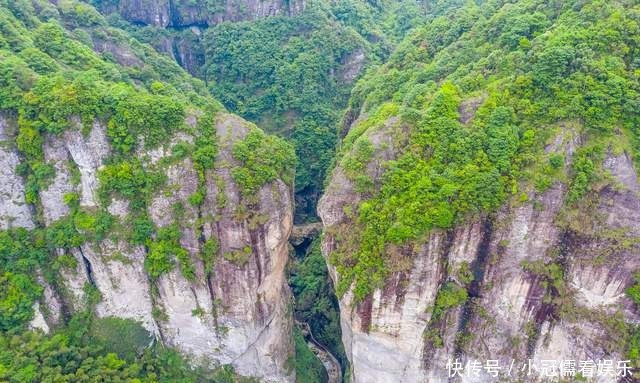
319,114 -> 640,383
1,111 -> 294,382
318,2 -> 640,381
100,0 -> 306,28
0,1 -> 299,379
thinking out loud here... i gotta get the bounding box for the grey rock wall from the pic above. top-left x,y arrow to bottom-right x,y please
109,0 -> 306,28
319,111 -> 640,382
0,112 -> 295,382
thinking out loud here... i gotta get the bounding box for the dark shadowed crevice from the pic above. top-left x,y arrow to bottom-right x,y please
357,295 -> 374,334
293,234 -> 314,258
77,247 -> 96,287
524,229 -> 572,357
454,218 -> 494,358
467,219 -> 494,300
421,229 -> 455,370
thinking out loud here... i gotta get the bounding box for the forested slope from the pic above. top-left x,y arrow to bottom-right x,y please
3,0 -> 640,382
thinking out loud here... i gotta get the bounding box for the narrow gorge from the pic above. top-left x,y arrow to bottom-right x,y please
1,0 -> 639,382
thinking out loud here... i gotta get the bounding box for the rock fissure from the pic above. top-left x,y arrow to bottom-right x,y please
78,247 -> 96,288
421,229 -> 455,370
195,201 -> 221,332
2,1 -> 639,382
454,218 -> 494,358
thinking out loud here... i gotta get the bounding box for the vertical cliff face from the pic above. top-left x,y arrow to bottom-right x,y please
94,0 -> 306,79
145,114 -> 294,381
0,1 -> 299,379
103,0 -> 305,28
0,115 -> 33,230
0,112 -> 294,382
318,1 -> 640,381
319,121 -> 640,382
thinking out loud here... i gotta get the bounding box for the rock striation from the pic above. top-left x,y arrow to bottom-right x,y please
101,0 -> 306,28
319,117 -> 640,383
0,112 -> 295,382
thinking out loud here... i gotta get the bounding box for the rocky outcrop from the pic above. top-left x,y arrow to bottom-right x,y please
93,0 -> 306,77
0,114 -> 34,230
0,113 -> 294,382
339,48 -> 366,84
104,0 -> 306,28
170,28 -> 205,76
96,0 -> 308,77
289,222 -> 322,247
319,116 -> 640,382
0,113 -> 64,332
148,114 -> 294,381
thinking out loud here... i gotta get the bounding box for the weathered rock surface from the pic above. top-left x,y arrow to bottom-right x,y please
319,116 -> 640,382
0,113 -> 294,382
0,114 -> 34,230
148,114 -> 294,381
289,222 -> 322,247
0,114 -> 65,333
102,0 -> 306,28
95,0 -> 308,77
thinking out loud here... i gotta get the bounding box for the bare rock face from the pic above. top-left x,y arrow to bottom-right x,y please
0,114 -> 33,230
319,117 -> 640,382
339,48 -> 366,84
147,114 -> 294,381
95,0 -> 306,77
36,119 -> 158,331
111,0 -> 305,28
2,112 -> 294,382
0,114 -> 64,333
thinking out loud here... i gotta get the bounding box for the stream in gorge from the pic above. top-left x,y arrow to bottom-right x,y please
298,320 -> 342,383
289,223 -> 348,382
